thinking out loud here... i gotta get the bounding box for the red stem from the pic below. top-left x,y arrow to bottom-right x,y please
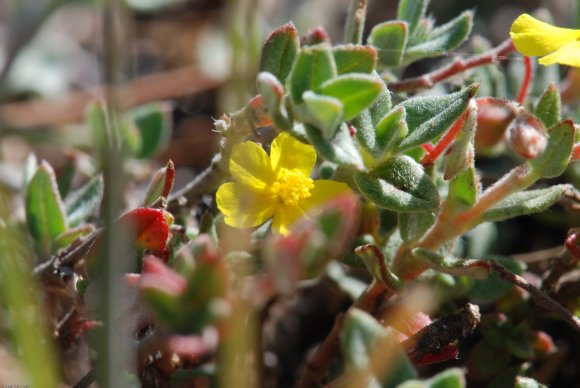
420,111 -> 467,165
515,56 -> 533,104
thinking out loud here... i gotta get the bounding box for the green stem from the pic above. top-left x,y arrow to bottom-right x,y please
344,0 -> 367,44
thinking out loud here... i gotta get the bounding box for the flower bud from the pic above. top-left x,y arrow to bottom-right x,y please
475,98 -> 516,150
508,114 -> 547,159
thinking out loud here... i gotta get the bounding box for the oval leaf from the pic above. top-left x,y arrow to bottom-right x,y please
319,73 -> 384,120
304,123 -> 364,169
259,22 -> 300,83
333,44 -> 377,74
534,83 -> 561,129
397,0 -> 429,36
368,21 -> 408,68
355,155 -> 440,211
529,120 -> 574,178
130,102 -> 173,159
301,92 -> 344,139
288,43 -> 337,104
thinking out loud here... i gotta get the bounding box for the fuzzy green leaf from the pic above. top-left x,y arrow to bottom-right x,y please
529,120 -> 574,178
333,44 -> 377,74
305,123 -> 364,169
259,22 -> 299,83
65,175 -> 104,227
288,43 -> 337,104
534,83 -> 561,129
368,21 -> 408,68
355,155 -> 440,211
26,161 -> 68,256
341,308 -> 387,369
369,87 -> 392,125
403,11 -> 473,64
398,210 -> 436,243
447,167 -> 478,211
412,248 -> 492,280
480,185 -> 570,223
319,74 -> 384,120
257,72 -> 293,130
374,106 -> 408,158
301,92 -> 344,138
131,102 -> 172,159
397,0 -> 429,36
397,83 -> 478,150
444,101 -> 477,180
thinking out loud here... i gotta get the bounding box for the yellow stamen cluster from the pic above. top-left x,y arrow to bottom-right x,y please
272,170 -> 314,206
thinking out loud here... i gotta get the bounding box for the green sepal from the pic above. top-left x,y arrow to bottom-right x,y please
480,185 -> 571,223
534,83 -> 561,129
300,92 -> 344,139
355,155 -> 440,211
368,21 -> 408,68
25,161 -> 68,256
288,43 -> 337,104
333,44 -> 377,74
412,248 -> 492,280
529,120 -> 574,178
319,73 -> 384,120
256,71 -> 293,130
403,10 -> 473,65
259,22 -> 300,83
446,167 -> 478,212
397,83 -> 478,151
305,123 -> 364,169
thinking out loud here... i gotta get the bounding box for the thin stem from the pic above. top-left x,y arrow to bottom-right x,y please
490,261 -> 580,334
388,39 -> 516,93
516,56 -> 533,104
420,110 -> 468,165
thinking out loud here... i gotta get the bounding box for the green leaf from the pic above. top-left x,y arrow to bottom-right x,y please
65,175 -> 104,227
341,308 -> 386,369
466,341 -> 511,381
55,224 -> 96,249
447,167 -> 478,211
257,71 -> 293,130
259,22 -> 300,83
374,106 -> 408,158
515,377 -> 548,388
288,43 -> 337,104
143,160 -> 175,207
131,102 -> 172,159
397,83 -> 478,151
57,154 -> 76,198
397,368 -> 466,388
319,73 -> 384,120
403,11 -> 473,64
412,248 -> 492,280
398,210 -> 436,243
305,123 -> 364,169
529,120 -> 574,178
26,161 -> 68,256
344,0 -> 368,44
443,101 -> 477,180
397,0 -> 429,36
22,152 -> 38,192
300,92 -> 344,138
480,185 -> 570,223
333,44 -> 377,74
534,83 -> 561,128
368,21 -> 408,68
369,86 -> 392,126
355,155 -> 440,211
469,257 -> 524,302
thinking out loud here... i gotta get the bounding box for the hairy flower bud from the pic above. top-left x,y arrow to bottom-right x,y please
508,114 -> 547,159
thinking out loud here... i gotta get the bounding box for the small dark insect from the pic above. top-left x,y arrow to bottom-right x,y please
402,303 -> 481,362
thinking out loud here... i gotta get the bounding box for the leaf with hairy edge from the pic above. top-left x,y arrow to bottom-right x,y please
368,21 -> 408,68
403,11 -> 473,65
257,72 -> 293,130
397,0 -> 429,36
480,185 -> 571,223
333,44 -> 377,74
319,73 -> 384,120
534,83 -> 561,129
26,161 -> 68,256
412,248 -> 492,280
305,123 -> 364,169
369,87 -> 392,126
444,100 -> 477,180
397,83 -> 478,151
22,153 -> 38,192
288,43 -> 337,104
447,167 -> 478,212
374,106 -> 408,158
143,160 -> 175,207
529,120 -> 574,178
300,92 -> 344,138
352,86 -> 393,157
355,155 -> 439,212
259,22 -> 299,83
399,211 -> 436,243
66,175 -> 104,227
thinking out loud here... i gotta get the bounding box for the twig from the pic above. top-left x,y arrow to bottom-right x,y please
515,56 -> 533,104
511,245 -> 564,263
297,281 -> 390,388
388,39 -> 516,93
490,261 -> 580,334
0,66 -> 222,128
542,249 -> 579,294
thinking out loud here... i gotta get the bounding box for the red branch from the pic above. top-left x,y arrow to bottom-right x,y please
516,56 -> 533,104
388,39 -> 516,93
420,111 -> 468,165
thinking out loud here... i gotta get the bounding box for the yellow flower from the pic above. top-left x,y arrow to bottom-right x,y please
216,132 -> 350,235
510,13 -> 580,67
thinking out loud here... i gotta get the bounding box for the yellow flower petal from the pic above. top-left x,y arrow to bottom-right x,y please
539,41 -> 580,67
230,141 -> 275,190
270,132 -> 316,176
303,180 -> 351,209
510,14 -> 580,57
216,182 -> 276,228
271,204 -> 306,235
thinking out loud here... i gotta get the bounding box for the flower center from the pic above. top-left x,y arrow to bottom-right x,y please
272,170 -> 314,206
